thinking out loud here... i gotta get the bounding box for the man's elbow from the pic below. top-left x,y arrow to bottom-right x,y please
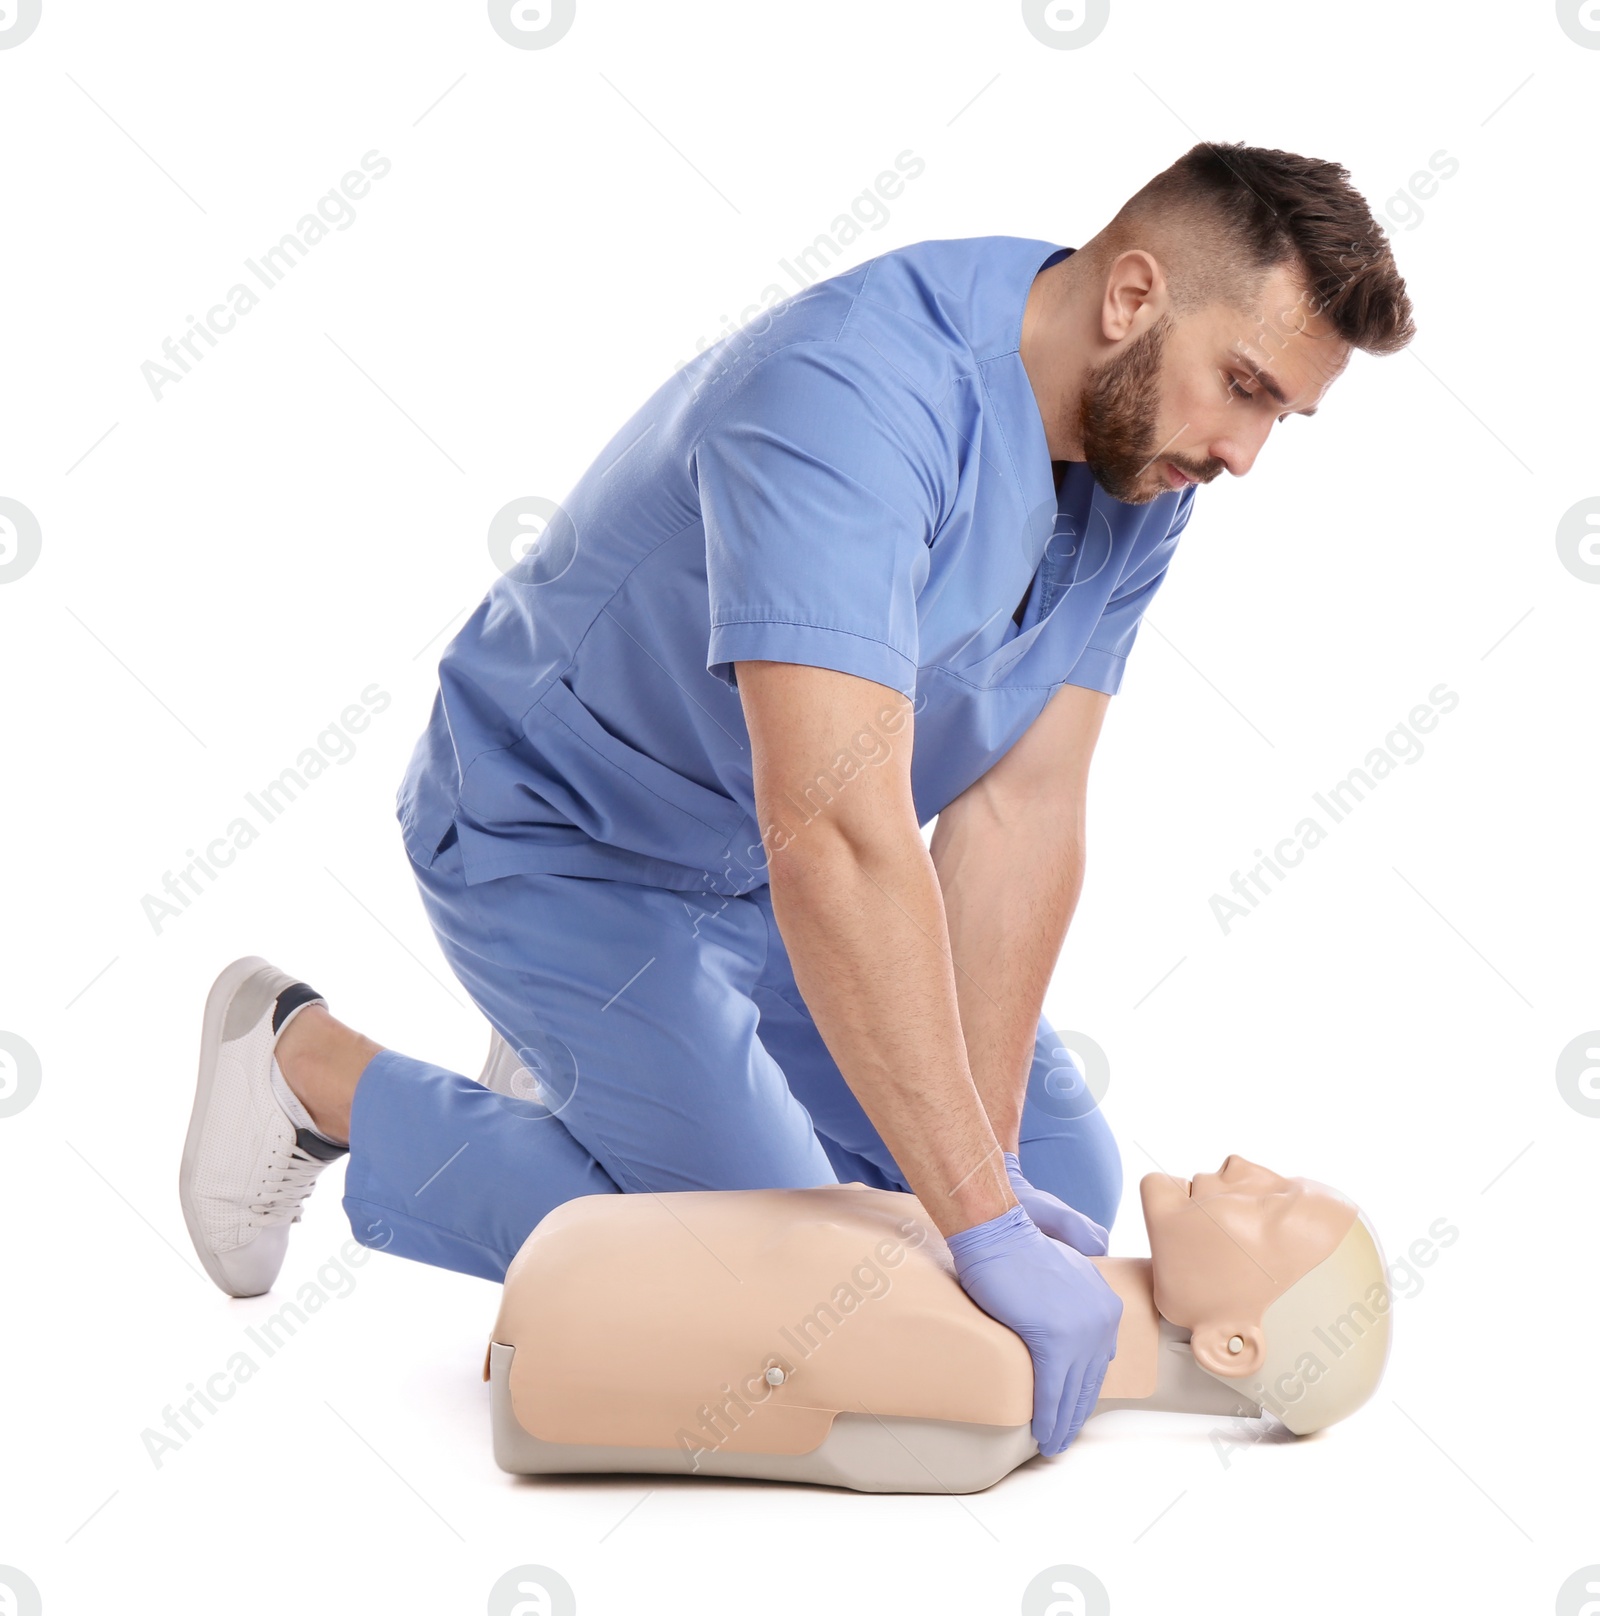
759,783 -> 922,894
939,769 -> 1088,845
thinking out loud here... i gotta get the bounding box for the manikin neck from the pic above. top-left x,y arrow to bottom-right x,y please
1088,1258 -> 1263,1421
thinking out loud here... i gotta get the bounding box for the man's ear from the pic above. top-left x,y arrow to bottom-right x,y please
1190,1322 -> 1266,1378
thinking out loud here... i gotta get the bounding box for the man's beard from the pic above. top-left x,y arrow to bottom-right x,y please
1075,311 -> 1182,504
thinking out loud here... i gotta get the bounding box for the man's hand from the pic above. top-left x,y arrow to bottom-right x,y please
947,1204 -> 1122,1455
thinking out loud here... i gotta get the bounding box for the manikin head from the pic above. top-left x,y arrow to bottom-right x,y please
1141,1156 -> 1392,1434
1026,141 -> 1416,505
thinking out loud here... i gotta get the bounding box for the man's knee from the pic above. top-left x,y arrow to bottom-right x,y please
1018,1119 -> 1124,1231
1016,1027 -> 1122,1226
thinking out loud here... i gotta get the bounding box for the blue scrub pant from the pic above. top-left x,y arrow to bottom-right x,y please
341,826 -> 1122,1282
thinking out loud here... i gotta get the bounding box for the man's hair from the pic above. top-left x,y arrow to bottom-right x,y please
1094,141 -> 1416,356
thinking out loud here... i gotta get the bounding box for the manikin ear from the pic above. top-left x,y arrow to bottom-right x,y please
1190,1322 -> 1266,1378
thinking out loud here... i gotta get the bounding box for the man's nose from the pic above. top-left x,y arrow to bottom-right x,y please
1208,416 -> 1277,478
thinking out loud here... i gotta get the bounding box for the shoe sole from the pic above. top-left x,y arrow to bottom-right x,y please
477,1029 -> 543,1101
178,954 -> 280,1297
477,1028 -> 514,1094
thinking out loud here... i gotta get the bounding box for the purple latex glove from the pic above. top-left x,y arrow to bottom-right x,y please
947,1203 -> 1122,1456
1003,1152 -> 1109,1256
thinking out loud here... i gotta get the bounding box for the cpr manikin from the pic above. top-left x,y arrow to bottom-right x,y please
485,1157 -> 1392,1493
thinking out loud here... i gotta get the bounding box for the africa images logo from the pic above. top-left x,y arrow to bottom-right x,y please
488,0 -> 576,49
0,497 -> 42,584
487,1565 -> 577,1616
1021,0 -> 1109,49
0,0 -> 42,48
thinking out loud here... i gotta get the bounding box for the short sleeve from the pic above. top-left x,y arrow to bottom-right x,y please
1061,482 -> 1196,696
694,342 -> 949,700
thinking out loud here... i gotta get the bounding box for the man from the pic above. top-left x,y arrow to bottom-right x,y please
178,142 -> 1413,1460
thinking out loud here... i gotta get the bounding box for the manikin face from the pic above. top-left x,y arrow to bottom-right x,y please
1139,1155 -> 1358,1381
1077,262 -> 1351,505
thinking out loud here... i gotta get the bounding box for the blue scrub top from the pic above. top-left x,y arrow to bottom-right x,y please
398,234 -> 1196,895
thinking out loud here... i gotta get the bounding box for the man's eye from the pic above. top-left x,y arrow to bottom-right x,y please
1226,373 -> 1256,399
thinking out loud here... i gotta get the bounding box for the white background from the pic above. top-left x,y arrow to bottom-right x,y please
1,1 -> 1595,1612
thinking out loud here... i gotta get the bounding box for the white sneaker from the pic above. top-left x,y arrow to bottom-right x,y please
179,956 -> 347,1297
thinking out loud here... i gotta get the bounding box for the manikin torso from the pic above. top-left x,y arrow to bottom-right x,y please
487,1182 -> 1282,1465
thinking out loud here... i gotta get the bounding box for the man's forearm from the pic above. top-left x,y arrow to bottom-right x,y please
768,825 -> 1017,1239
929,790 -> 1087,1154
